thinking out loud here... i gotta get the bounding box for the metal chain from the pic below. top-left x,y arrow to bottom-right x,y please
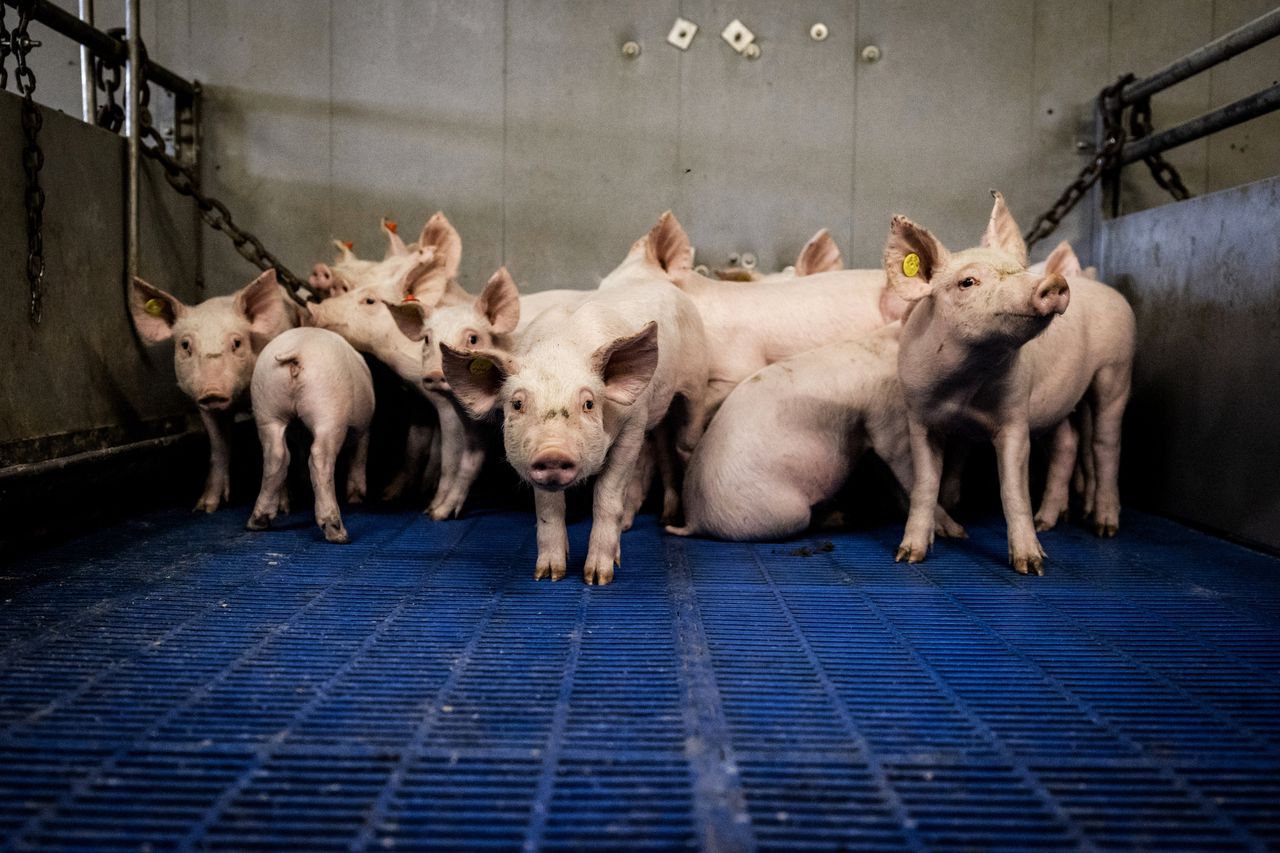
0,1 -> 10,90
10,1 -> 46,323
1128,96 -> 1192,201
1023,75 -> 1133,249
92,29 -> 124,132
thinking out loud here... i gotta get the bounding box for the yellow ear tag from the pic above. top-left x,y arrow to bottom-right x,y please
902,252 -> 921,278
144,298 -> 166,317
469,357 -> 493,377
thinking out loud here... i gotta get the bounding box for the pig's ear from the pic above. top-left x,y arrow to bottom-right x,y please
417,212 -> 462,281
401,247 -> 449,304
382,299 -> 429,342
129,277 -> 187,343
331,239 -> 356,264
795,228 -> 843,276
884,216 -> 948,302
592,321 -> 659,406
644,211 -> 692,277
475,266 -> 521,335
235,269 -> 290,343
382,217 -> 409,258
981,190 -> 1028,266
1042,240 -> 1082,279
440,344 -> 513,419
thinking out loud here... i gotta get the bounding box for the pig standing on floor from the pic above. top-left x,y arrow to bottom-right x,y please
441,217 -> 708,585
713,228 -> 845,282
385,267 -> 588,520
889,193 -> 1135,575
129,269 -> 303,511
246,327 -> 374,543
669,323 -> 966,542
664,214 -> 905,419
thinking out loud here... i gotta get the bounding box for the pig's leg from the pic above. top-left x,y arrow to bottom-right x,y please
420,425 -> 443,497
1089,364 -> 1130,537
621,437 -> 655,532
436,423 -> 485,519
896,420 -> 945,563
533,489 -> 569,581
876,427 -> 966,540
309,424 -> 349,544
196,409 -> 234,512
381,423 -> 430,502
1035,419 -> 1078,532
1075,400 -> 1097,517
426,400 -> 464,519
994,423 -> 1046,575
346,429 -> 369,504
247,419 -> 290,530
939,439 -> 969,513
583,428 -> 645,585
653,423 -> 682,526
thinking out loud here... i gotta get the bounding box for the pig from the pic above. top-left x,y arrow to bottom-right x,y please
661,214 -> 904,419
669,323 -> 966,541
713,228 -> 845,282
888,192 -> 1135,575
129,268 -> 303,512
246,327 -> 374,543
309,213 -> 470,305
441,217 -> 709,585
385,267 -> 589,520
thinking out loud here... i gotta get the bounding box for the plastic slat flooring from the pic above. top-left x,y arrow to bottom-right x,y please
0,506 -> 1277,851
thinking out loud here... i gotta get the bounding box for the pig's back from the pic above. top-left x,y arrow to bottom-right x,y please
1023,277 -> 1135,430
517,289 -> 590,332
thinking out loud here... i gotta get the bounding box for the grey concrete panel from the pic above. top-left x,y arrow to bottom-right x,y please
851,1 -> 1036,265
1099,174 -> 1280,550
0,92 -> 197,448
676,0 -> 857,273
1109,0 -> 1214,214
187,0 -> 333,297
503,0 -> 681,291
1206,0 -> 1280,194
330,0 -> 504,291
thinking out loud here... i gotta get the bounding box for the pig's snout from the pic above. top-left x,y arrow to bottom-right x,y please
309,263 -> 333,289
529,450 -> 578,489
1032,274 -> 1070,317
422,370 -> 450,392
197,392 -> 232,410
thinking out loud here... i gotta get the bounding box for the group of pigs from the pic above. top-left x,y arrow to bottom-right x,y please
128,192 -> 1134,583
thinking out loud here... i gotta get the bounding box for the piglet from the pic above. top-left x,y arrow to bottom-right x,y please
246,327 -> 375,543
889,192 -> 1134,575
713,228 -> 845,282
129,269 -> 302,511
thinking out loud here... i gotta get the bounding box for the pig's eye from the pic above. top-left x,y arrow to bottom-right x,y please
363,297 -> 377,305
467,333 -> 479,346
180,339 -> 191,353
583,398 -> 594,413
511,398 -> 523,412
232,337 -> 243,351
959,277 -> 978,289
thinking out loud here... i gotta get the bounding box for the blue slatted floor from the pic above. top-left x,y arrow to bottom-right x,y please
1,506 -> 1278,850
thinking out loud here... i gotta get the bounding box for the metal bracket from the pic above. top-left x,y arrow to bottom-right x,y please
721,19 -> 755,54
667,17 -> 697,51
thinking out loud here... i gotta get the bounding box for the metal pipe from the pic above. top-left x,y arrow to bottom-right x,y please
125,0 -> 140,286
1120,7 -> 1280,105
0,0 -> 195,98
1119,83 -> 1280,165
77,0 -> 96,123
0,431 -> 201,481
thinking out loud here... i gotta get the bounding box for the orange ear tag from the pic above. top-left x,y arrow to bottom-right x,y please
144,298 -> 166,316
902,252 -> 921,278
342,241 -> 354,250
402,293 -> 418,303
385,220 -> 398,234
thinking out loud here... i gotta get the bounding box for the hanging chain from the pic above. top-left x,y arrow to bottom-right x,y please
9,1 -> 46,323
91,28 -> 125,132
1023,75 -> 1133,249
1128,96 -> 1192,201
0,1 -> 10,90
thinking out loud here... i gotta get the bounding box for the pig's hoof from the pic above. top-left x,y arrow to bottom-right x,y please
380,482 -> 406,502
1011,552 -> 1045,576
1034,506 -> 1068,532
583,556 -> 616,586
279,492 -> 291,515
894,540 -> 929,564
246,513 -> 272,531
346,486 -> 366,505
534,558 -> 567,582
321,519 -> 350,544
621,511 -> 636,532
194,494 -> 222,513
428,503 -> 457,521
1093,519 -> 1119,538
934,516 -> 967,539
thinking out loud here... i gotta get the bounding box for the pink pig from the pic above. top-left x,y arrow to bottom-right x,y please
712,228 -> 845,282
889,192 -> 1134,575
129,269 -> 303,511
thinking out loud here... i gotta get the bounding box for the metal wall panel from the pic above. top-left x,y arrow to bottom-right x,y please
676,0 -> 857,274
1099,175 -> 1280,550
331,0 -> 505,290
503,1 -> 681,290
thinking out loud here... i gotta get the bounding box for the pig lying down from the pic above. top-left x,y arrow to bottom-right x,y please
670,323 -> 965,542
711,227 -> 844,282
890,192 -> 1135,574
129,269 -> 303,512
443,217 -> 708,585
246,327 -> 375,544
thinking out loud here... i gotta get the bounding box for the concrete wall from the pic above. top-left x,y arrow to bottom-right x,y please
10,0 -> 1279,297
1098,175 -> 1280,551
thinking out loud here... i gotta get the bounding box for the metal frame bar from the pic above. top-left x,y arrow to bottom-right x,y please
1119,83 -> 1280,165
125,0 -> 140,288
1119,7 -> 1280,106
76,0 -> 95,123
